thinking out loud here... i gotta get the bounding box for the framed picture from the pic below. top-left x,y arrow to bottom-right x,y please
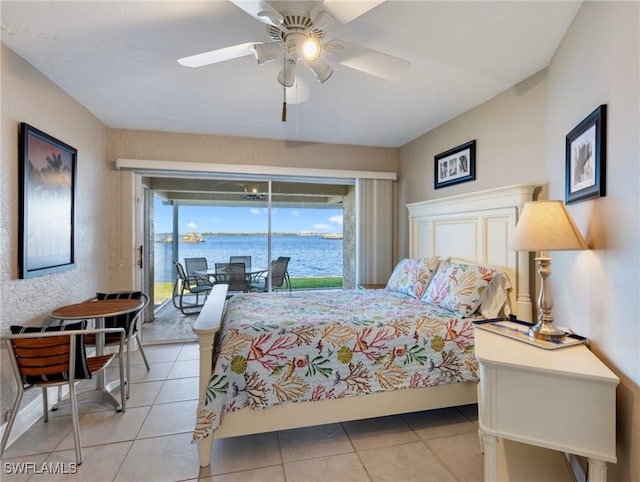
18,123 -> 77,278
565,105 -> 606,204
434,140 -> 476,189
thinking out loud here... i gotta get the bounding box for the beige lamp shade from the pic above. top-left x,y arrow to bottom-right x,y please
511,201 -> 588,252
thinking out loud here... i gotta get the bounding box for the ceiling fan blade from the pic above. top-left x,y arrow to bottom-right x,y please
318,0 -> 384,24
286,78 -> 309,105
324,39 -> 410,81
230,0 -> 283,26
178,42 -> 260,67
309,10 -> 335,31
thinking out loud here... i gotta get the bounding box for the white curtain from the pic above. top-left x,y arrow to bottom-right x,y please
356,178 -> 393,285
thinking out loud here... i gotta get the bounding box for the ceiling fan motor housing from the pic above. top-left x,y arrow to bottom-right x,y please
268,11 -> 325,60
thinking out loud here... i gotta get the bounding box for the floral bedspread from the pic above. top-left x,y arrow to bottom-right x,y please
193,289 -> 478,442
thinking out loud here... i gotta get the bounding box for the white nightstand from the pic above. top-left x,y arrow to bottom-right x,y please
474,328 -> 619,482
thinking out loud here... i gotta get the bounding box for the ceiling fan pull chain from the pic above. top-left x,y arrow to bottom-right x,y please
282,84 -> 287,122
281,51 -> 287,122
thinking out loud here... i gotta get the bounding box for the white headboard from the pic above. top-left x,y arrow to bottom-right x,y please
407,184 -> 538,321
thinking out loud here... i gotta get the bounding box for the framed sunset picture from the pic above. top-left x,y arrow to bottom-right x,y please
18,123 -> 77,278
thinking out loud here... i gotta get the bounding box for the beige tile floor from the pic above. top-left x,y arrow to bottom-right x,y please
1,342 -> 483,482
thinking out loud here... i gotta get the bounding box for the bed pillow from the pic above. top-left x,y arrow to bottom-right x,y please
386,257 -> 440,299
478,271 -> 512,319
422,259 -> 498,317
9,320 -> 91,385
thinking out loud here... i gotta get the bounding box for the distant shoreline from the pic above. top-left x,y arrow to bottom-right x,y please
157,232 -> 341,237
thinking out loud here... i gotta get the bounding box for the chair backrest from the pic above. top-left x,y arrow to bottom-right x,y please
229,256 -> 251,273
8,320 -> 91,386
215,262 -> 247,292
184,257 -> 208,277
175,261 -> 211,291
270,258 -> 289,288
96,291 -> 148,334
174,261 -> 188,282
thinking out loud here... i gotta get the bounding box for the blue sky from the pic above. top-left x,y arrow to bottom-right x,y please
154,199 -> 343,234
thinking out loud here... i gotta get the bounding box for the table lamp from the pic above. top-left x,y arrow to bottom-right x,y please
511,200 -> 588,341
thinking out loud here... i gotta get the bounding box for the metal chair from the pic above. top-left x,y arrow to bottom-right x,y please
173,261 -> 213,314
214,262 -> 249,297
229,256 -> 251,274
184,257 -> 210,284
250,257 -> 291,292
84,291 -> 149,398
1,322 -> 126,465
276,256 -> 292,291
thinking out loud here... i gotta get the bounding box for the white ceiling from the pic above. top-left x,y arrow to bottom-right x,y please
1,1 -> 581,148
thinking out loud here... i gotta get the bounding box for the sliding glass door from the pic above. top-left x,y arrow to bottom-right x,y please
149,176 -> 350,309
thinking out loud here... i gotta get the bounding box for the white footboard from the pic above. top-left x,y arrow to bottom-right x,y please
192,284 -> 228,468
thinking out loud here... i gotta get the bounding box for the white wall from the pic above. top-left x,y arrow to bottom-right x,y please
397,3 -> 639,480
0,45 -> 110,415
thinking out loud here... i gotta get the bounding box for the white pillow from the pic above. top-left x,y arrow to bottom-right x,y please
478,272 -> 512,319
444,257 -> 512,318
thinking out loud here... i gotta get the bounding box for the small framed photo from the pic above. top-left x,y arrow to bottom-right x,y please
434,140 -> 476,189
18,123 -> 77,278
565,105 -> 606,204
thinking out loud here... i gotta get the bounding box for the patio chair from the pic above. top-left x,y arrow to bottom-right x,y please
229,255 -> 252,274
184,257 -> 210,284
214,262 -> 249,297
173,261 -> 213,314
276,256 -> 292,290
1,322 -> 126,465
250,257 -> 291,292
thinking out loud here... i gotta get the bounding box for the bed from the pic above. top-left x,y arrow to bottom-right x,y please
192,183 -> 538,467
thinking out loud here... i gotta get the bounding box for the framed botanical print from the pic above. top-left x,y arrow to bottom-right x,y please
565,105 -> 606,204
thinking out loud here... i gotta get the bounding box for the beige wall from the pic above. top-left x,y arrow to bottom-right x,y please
544,3 -> 639,481
0,45 -> 110,414
109,129 -> 397,172
397,69 -> 549,258
397,3 -> 639,480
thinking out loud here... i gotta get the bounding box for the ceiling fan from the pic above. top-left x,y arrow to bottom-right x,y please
177,0 -> 410,120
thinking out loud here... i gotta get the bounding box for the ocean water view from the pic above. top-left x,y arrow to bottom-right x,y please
154,234 -> 343,282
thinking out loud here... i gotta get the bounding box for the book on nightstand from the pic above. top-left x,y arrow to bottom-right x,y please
473,315 -> 587,350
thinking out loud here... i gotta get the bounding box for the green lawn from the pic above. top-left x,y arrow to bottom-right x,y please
154,276 -> 343,304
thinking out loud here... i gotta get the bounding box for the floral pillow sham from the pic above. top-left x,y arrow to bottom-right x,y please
386,257 -> 440,299
423,259 -> 498,317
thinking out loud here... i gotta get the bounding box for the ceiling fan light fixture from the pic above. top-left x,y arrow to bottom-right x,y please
278,66 -> 296,87
301,37 -> 321,62
252,44 -> 269,65
251,44 -> 264,65
308,58 -> 333,83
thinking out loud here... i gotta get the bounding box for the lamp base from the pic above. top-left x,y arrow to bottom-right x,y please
528,322 -> 566,341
